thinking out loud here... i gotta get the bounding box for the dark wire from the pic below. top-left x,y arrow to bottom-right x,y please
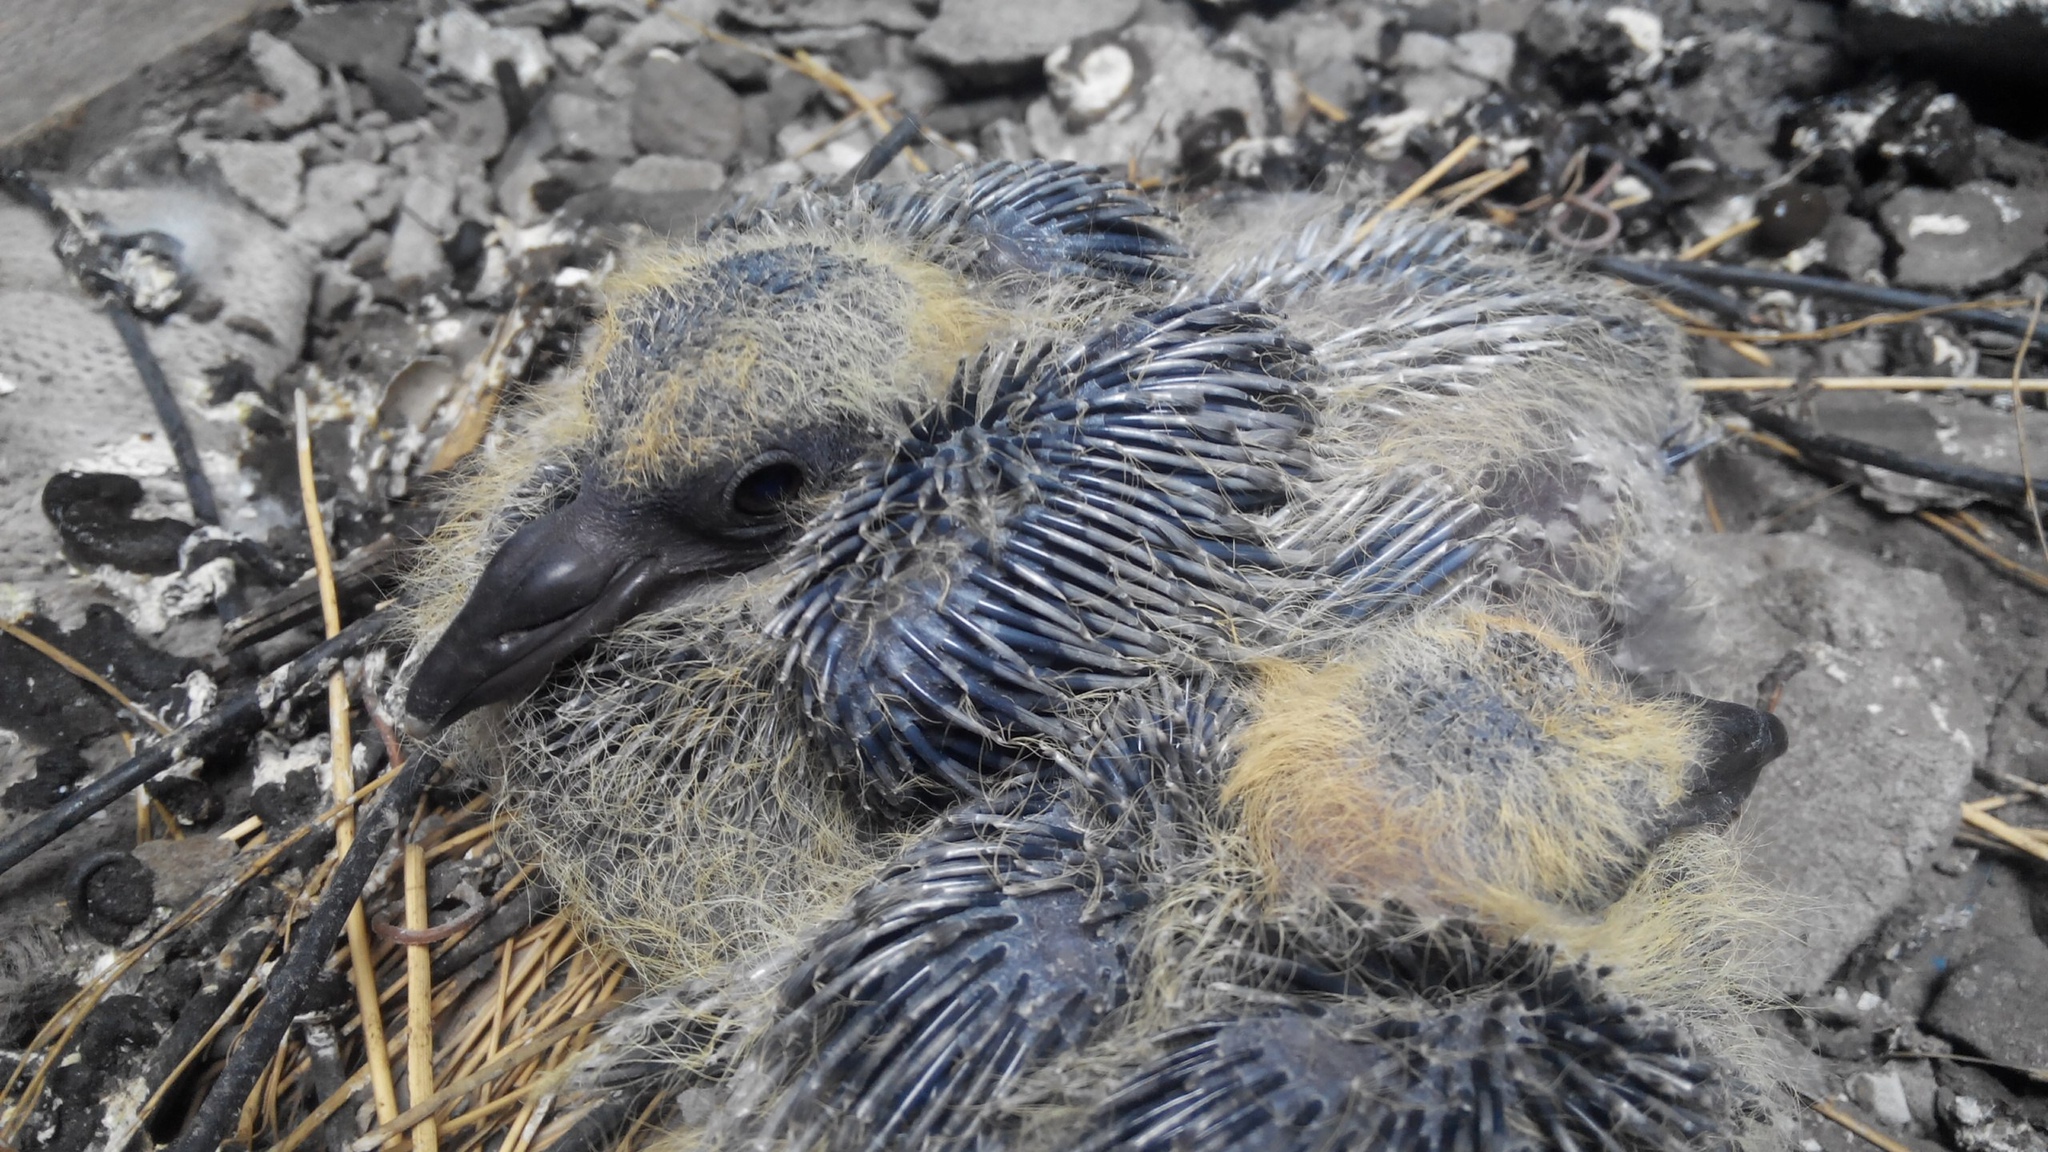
1593,257 -> 1754,326
1742,403 -> 2048,506
105,300 -> 223,526
1626,259 -> 2045,346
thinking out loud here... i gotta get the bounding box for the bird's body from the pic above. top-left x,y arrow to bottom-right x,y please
401,160 -> 1786,1152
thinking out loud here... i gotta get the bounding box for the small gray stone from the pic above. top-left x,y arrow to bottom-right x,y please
916,0 -> 1140,72
551,33 -> 603,73
186,137 -> 305,223
386,212 -> 449,287
386,160 -> 459,286
249,31 -> 328,131
291,159 -> 391,254
1026,23 -> 1260,182
131,835 -> 234,911
1393,31 -> 1456,71
631,53 -> 744,162
611,154 -> 724,194
1451,30 -> 1517,83
1848,1070 -> 1915,1130
286,1 -> 416,72
494,0 -> 573,28
494,117 -> 558,225
420,7 -> 551,88
1879,181 -> 2048,294
1822,213 -> 1885,280
727,0 -> 930,33
1398,70 -> 1491,119
547,91 -> 636,160
699,39 -> 773,86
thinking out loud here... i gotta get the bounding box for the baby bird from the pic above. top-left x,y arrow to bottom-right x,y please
401,158 -> 1787,1152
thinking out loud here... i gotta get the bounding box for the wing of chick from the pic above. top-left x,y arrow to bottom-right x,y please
401,160 -> 1192,986
1190,199 -> 1698,643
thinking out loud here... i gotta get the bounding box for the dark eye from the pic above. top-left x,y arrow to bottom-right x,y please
728,454 -> 806,518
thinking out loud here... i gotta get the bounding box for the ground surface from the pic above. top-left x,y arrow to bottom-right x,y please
0,0 -> 2046,1150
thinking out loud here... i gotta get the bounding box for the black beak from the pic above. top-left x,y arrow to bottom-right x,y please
1665,695 -> 1789,831
406,493 -> 763,730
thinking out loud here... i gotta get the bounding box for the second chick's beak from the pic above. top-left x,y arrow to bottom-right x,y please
406,485 -> 775,730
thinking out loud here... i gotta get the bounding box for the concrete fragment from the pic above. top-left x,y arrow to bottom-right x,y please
1879,181 -> 2048,294
1847,1069 -> 1915,1129
1451,30 -> 1517,83
248,31 -> 328,132
287,0 -> 416,72
184,136 -> 305,223
547,90 -> 636,160
386,154 -> 460,287
916,0 -> 1140,73
631,53 -> 744,162
418,7 -> 552,88
1616,533 -> 1984,994
610,154 -> 724,194
1025,24 -> 1262,182
550,33 -> 603,73
291,159 -> 392,254
727,0 -> 929,33
1822,213 -> 1885,280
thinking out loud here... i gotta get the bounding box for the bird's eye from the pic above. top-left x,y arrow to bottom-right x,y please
728,454 -> 806,518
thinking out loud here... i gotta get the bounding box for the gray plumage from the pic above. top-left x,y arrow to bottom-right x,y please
399,159 -> 1786,1152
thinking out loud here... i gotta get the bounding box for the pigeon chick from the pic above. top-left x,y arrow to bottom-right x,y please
399,158 -> 1787,1152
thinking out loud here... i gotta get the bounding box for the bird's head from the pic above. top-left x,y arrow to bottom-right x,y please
405,235 -> 998,730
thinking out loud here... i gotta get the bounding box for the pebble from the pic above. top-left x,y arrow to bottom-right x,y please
1753,181 -> 1832,254
71,852 -> 155,945
631,53 -> 745,162
419,7 -> 553,89
1450,30 -> 1517,84
1847,1070 -> 1915,1130
387,163 -> 460,286
728,0 -> 929,34
548,90 -> 638,160
611,154 -> 725,194
286,0 -> 417,73
1025,23 -> 1262,182
551,33 -> 604,73
1045,35 -> 1144,127
699,39 -> 774,87
292,160 -> 393,255
916,0 -> 1141,73
1821,213 -> 1885,280
1878,180 -> 2048,294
